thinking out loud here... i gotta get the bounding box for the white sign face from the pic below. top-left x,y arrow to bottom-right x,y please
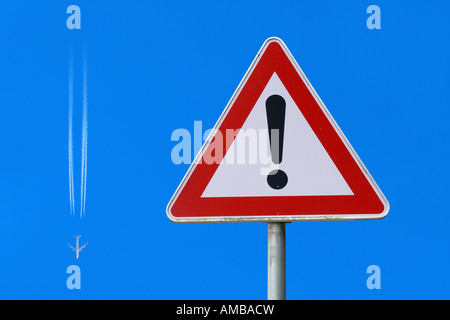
167,37 -> 389,223
201,72 -> 353,198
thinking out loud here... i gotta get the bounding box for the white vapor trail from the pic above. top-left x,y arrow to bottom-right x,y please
68,53 -> 75,216
80,51 -> 88,218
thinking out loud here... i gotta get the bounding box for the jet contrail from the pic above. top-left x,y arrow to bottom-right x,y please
68,47 -> 89,218
80,50 -> 88,218
68,53 -> 75,216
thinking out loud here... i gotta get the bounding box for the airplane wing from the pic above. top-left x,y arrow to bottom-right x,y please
79,242 -> 88,251
68,243 -> 76,251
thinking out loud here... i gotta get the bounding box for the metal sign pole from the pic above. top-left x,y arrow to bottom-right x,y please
267,222 -> 286,300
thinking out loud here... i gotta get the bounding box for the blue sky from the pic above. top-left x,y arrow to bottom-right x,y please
0,1 -> 448,299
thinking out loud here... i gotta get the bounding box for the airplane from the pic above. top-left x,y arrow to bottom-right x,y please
68,235 -> 88,259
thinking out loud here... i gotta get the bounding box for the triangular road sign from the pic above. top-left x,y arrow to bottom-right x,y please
167,37 -> 389,223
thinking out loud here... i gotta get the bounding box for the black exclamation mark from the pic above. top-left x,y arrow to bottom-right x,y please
266,94 -> 288,190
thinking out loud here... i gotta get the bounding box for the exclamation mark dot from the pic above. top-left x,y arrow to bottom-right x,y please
266,94 -> 288,190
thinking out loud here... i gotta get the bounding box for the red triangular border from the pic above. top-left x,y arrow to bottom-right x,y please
168,38 -> 388,222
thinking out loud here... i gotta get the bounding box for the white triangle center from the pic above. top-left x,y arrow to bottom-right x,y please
201,73 -> 353,198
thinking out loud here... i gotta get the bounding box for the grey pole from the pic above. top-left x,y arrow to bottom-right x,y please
267,222 -> 286,300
